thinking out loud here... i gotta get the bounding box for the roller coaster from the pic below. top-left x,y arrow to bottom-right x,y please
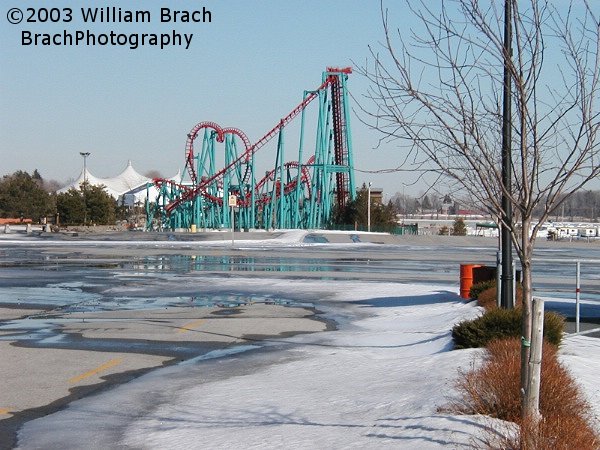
146,67 -> 356,231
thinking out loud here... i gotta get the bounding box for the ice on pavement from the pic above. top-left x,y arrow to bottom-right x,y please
16,278 -> 600,449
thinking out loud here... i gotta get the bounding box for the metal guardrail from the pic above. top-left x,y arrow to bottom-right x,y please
531,257 -> 600,334
495,255 -> 600,334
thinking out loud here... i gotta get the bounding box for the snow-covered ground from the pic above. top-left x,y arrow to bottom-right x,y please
2,231 -> 599,447
14,279 -> 600,449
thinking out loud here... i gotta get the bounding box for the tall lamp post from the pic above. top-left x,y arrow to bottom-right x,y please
80,152 -> 90,226
500,0 -> 514,309
367,182 -> 372,232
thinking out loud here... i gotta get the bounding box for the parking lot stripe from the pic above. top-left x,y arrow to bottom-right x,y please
69,358 -> 123,384
177,319 -> 204,333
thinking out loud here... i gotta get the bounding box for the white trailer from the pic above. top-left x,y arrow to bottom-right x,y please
579,228 -> 597,237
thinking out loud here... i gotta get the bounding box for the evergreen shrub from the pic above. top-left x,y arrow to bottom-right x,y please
452,307 -> 564,349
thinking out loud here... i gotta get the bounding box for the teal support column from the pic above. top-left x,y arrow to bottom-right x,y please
340,72 -> 356,200
278,126 -> 285,229
294,90 -> 310,228
250,151 -> 256,228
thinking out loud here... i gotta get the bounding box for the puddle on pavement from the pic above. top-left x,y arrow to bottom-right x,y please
0,280 -> 313,346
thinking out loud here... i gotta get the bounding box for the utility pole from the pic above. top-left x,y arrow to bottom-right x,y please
367,182 -> 372,232
80,152 -> 91,226
500,0 -> 514,310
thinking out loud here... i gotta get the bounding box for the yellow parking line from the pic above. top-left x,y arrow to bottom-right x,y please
69,358 -> 123,384
177,319 -> 204,333
0,408 -> 10,415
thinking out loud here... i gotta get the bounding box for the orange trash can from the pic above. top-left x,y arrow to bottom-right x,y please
460,264 -> 482,299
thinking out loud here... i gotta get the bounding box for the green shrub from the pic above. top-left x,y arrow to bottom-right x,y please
451,217 -> 467,236
543,311 -> 565,347
453,308 -> 520,349
452,307 -> 564,349
469,279 -> 496,300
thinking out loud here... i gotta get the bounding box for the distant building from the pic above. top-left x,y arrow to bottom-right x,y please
441,195 -> 454,215
453,200 -> 485,217
369,187 -> 384,205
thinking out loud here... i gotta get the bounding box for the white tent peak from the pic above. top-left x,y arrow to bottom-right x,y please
68,169 -> 104,191
58,161 -> 179,205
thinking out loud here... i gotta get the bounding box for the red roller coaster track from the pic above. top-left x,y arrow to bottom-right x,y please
161,67 -> 352,215
184,122 -> 252,185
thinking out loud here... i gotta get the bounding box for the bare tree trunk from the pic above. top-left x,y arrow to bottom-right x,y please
524,297 -> 544,421
519,219 -> 533,409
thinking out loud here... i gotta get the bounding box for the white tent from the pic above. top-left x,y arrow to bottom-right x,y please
58,161 -> 181,205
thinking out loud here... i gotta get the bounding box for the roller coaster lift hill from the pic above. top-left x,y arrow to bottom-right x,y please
146,67 -> 356,231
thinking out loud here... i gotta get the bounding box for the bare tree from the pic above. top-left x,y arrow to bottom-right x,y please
361,0 -> 599,420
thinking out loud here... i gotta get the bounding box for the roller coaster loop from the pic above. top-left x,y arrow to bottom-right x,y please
146,67 -> 355,231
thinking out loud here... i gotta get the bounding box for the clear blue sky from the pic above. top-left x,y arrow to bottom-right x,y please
1,1 -> 597,198
1,0 -> 406,192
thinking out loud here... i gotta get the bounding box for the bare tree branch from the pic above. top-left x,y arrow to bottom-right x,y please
358,0 -> 600,420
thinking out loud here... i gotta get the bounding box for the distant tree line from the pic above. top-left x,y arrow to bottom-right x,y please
0,170 -> 117,226
544,190 -> 600,221
56,182 -> 116,225
388,192 -> 452,215
0,170 -> 55,220
388,189 -> 600,221
3,169 -> 600,227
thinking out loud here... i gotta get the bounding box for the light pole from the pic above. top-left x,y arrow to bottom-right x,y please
367,182 -> 372,232
80,152 -> 90,225
500,0 -> 514,310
